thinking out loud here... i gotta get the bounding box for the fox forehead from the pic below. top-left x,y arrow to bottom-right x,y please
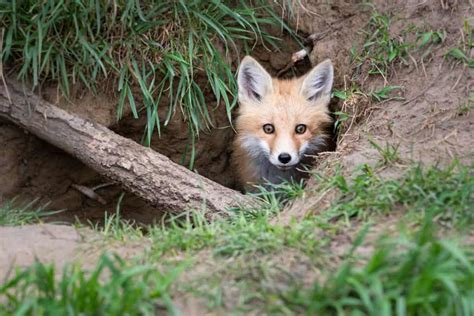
237,78 -> 330,131
242,77 -> 306,109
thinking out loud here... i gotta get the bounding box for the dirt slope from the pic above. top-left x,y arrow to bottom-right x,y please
285,0 -> 473,221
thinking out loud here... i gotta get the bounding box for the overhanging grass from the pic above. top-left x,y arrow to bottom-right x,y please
0,0 -> 294,166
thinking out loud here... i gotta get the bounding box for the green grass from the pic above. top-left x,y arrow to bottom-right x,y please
333,85 -> 404,103
368,85 -> 404,102
1,163 -> 472,314
85,180 -> 319,259
353,8 -> 411,77
96,162 -> 473,261
87,193 -> 144,242
90,162 -> 473,260
148,184 -> 324,258
0,254 -> 183,315
280,217 -> 474,315
252,178 -> 306,203
160,160 -> 474,313
331,84 -> 404,140
352,6 -> 445,79
0,0 -> 295,167
445,48 -> 474,68
0,199 -> 56,226
368,139 -> 401,166
323,162 -> 474,225
445,20 -> 474,68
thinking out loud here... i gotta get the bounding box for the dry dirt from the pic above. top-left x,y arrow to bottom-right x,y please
0,0 -> 473,305
0,224 -> 83,281
0,224 -> 146,281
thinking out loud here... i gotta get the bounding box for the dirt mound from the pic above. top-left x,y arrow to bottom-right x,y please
284,0 -> 473,221
339,0 -> 473,169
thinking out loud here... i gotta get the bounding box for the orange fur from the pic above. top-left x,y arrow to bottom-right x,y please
232,57 -> 333,190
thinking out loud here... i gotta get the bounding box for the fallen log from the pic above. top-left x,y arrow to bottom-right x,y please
0,79 -> 255,217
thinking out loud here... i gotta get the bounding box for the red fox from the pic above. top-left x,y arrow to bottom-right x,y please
232,56 -> 334,190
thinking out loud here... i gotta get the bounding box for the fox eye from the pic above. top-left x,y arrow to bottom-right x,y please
295,124 -> 307,134
263,124 -> 275,134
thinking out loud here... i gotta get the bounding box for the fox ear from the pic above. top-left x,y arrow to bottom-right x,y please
300,59 -> 333,102
237,56 -> 273,104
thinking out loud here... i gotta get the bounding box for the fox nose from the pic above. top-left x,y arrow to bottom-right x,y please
278,153 -> 292,164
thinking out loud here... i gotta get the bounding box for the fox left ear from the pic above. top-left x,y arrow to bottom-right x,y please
237,56 -> 273,104
300,59 -> 334,103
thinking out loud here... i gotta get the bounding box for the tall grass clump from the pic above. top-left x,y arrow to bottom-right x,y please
0,1 -> 293,163
282,218 -> 474,315
324,162 -> 474,225
0,254 -> 183,315
0,199 -> 56,226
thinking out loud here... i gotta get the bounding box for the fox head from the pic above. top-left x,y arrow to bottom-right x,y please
235,56 -> 333,172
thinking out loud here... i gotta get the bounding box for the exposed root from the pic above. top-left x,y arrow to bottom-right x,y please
71,184 -> 107,205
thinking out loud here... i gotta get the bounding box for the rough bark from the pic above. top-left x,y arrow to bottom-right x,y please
0,79 -> 255,217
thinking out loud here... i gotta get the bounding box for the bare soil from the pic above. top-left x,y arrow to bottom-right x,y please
0,224 -> 85,280
0,224 -> 145,281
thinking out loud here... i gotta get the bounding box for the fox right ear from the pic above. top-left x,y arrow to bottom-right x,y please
300,59 -> 334,103
237,56 -> 273,104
